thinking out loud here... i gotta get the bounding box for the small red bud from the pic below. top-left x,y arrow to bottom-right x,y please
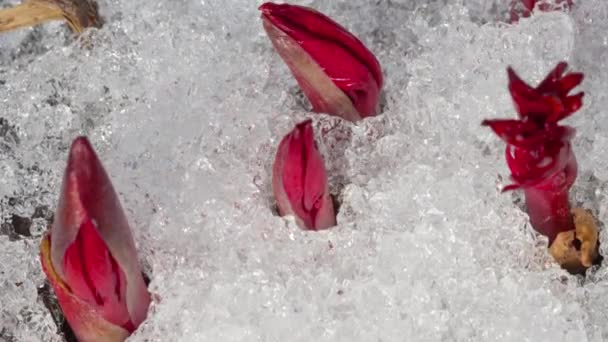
260,2 -> 383,121
40,137 -> 150,341
272,120 -> 336,230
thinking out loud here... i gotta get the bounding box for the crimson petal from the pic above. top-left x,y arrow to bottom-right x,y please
63,218 -> 133,330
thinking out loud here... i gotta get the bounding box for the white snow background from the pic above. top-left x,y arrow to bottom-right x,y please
1,0 -> 608,341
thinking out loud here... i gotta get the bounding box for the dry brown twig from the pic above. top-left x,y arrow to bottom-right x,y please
0,0 -> 102,34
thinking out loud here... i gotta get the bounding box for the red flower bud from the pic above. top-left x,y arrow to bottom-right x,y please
260,2 -> 383,122
509,0 -> 574,23
272,120 -> 336,230
40,137 -> 151,342
482,62 -> 584,242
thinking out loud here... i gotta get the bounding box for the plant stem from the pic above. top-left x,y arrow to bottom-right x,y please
524,187 -> 574,244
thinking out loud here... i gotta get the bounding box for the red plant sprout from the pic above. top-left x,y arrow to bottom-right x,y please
272,119 -> 336,230
509,0 -> 574,23
260,2 -> 383,122
482,62 -> 599,271
483,62 -> 582,242
40,137 -> 150,341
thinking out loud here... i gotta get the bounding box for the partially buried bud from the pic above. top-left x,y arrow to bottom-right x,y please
509,0 -> 573,23
260,2 -> 383,122
272,120 -> 336,230
40,137 -> 150,342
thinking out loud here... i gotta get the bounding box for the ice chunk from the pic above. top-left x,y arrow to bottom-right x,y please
1,0 -> 608,341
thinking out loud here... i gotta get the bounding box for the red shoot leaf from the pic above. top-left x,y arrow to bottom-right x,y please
63,218 -> 133,331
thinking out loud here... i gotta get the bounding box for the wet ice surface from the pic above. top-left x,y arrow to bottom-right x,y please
1,0 -> 608,341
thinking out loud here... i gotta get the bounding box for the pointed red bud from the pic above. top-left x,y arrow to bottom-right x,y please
40,137 -> 150,341
260,2 -> 383,122
272,120 -> 336,230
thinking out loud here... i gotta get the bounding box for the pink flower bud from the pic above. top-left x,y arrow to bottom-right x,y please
482,62 -> 584,242
272,120 -> 336,230
40,137 -> 151,342
260,2 -> 383,122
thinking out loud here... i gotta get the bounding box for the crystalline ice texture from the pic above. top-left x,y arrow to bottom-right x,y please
0,0 -> 607,341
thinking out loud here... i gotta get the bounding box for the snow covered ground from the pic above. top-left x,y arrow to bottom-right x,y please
2,0 -> 608,341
